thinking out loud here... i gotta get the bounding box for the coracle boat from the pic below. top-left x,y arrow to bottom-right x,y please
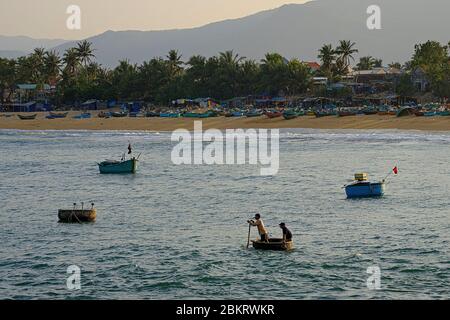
58,204 -> 96,223
17,114 -> 37,120
252,239 -> 294,251
345,173 -> 385,198
98,157 -> 138,174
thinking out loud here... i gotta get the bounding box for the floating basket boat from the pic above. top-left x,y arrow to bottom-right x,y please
58,203 -> 96,223
252,239 -> 294,251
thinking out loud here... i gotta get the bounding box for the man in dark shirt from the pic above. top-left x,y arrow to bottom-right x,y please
279,223 -> 292,243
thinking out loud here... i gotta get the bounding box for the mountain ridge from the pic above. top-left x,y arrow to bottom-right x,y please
2,0 -> 449,67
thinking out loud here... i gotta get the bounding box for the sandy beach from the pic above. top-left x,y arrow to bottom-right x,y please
1,111 -> 450,131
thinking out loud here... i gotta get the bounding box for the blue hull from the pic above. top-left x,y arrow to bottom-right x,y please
98,158 -> 137,174
345,182 -> 385,198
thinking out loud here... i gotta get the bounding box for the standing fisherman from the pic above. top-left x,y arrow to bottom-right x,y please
248,214 -> 269,242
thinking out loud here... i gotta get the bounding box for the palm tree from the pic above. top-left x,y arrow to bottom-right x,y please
75,40 -> 95,66
318,44 -> 336,77
335,40 -> 358,73
29,48 -> 47,84
44,50 -> 61,83
62,48 -> 80,75
166,49 -> 183,79
219,50 -> 245,67
356,56 -> 375,70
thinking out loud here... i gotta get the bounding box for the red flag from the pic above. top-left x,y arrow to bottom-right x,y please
393,166 -> 398,174
128,143 -> 132,154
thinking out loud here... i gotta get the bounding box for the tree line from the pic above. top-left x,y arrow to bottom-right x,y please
0,39 -> 449,105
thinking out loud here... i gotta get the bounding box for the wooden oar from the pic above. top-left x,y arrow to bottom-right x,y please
246,223 -> 251,249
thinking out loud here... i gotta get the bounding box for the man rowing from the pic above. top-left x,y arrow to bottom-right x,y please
248,213 -> 269,242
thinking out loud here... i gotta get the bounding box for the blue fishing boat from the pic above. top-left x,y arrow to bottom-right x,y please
245,110 -> 262,117
98,158 -> 138,174
232,111 -> 244,117
159,112 -> 180,118
345,173 -> 385,198
72,113 -> 91,119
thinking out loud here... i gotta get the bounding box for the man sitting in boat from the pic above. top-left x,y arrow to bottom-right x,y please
248,214 -> 269,242
279,223 -> 292,244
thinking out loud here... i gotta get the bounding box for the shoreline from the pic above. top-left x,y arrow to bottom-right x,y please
1,112 -> 450,132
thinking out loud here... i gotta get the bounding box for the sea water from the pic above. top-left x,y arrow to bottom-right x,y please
0,129 -> 448,299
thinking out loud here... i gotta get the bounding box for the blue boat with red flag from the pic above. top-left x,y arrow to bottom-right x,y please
344,167 -> 398,198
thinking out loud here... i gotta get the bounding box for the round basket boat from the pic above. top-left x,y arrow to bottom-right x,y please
252,239 -> 294,251
58,209 -> 96,223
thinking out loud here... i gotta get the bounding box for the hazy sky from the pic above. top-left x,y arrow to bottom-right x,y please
0,0 -> 309,40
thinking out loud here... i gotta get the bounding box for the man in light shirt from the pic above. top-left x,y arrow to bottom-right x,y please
248,213 -> 269,242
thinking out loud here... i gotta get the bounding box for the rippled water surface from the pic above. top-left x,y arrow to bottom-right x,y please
0,129 -> 449,299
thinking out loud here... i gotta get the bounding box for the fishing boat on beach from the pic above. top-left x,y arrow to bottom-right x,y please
252,239 -> 294,251
111,111 -> 128,118
265,111 -> 283,118
72,112 -> 91,119
183,111 -> 212,118
145,111 -> 159,117
58,203 -> 96,223
344,173 -> 385,198
46,112 -> 68,119
283,110 -> 298,120
17,114 -> 37,120
245,110 -> 262,117
159,112 -> 180,118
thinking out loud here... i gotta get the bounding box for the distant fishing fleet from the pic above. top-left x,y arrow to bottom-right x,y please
10,99 -> 450,121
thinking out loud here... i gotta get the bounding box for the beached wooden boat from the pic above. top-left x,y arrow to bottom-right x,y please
17,114 -> 37,120
439,111 -> 450,116
283,111 -> 298,120
46,112 -> 68,119
58,208 -> 96,223
145,111 -> 160,117
232,111 -> 244,117
245,110 -> 262,117
98,158 -> 138,174
337,111 -> 357,117
252,239 -> 294,251
183,112 -> 212,118
424,111 -> 437,117
111,111 -> 128,118
72,113 -> 91,119
160,112 -> 181,118
265,111 -> 283,119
